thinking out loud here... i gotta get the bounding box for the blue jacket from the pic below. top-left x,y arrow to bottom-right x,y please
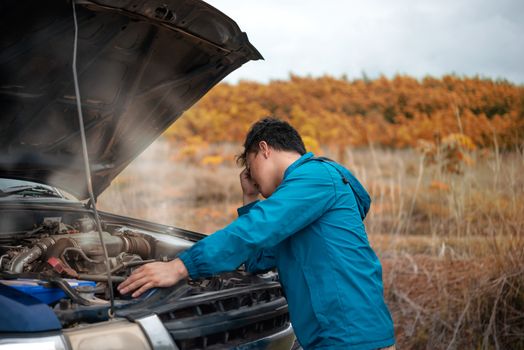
178,152 -> 395,349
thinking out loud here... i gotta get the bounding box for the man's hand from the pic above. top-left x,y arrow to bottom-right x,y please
240,168 -> 259,205
117,258 -> 189,298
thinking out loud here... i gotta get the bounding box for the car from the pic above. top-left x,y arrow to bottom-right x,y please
0,1 -> 296,349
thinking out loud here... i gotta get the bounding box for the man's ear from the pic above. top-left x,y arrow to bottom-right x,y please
258,141 -> 270,158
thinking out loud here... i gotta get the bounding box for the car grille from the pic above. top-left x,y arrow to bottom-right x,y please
157,284 -> 290,350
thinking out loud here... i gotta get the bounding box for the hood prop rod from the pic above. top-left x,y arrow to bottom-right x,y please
71,0 -> 115,317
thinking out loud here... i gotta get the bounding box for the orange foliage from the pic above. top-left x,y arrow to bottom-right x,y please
166,74 -> 524,149
200,155 -> 225,167
429,180 -> 450,192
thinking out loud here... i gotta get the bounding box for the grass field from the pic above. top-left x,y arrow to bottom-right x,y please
98,138 -> 524,349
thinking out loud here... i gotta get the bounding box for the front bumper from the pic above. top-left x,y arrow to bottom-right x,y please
136,314 -> 295,350
138,315 -> 296,350
234,323 -> 295,350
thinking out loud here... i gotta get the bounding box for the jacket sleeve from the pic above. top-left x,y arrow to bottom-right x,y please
177,164 -> 336,279
238,201 -> 277,273
244,248 -> 277,273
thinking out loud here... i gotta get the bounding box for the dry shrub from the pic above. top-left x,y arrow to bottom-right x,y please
382,235 -> 524,349
352,143 -> 524,237
191,171 -> 241,204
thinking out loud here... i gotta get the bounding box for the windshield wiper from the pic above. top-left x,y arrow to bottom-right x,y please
0,185 -> 62,198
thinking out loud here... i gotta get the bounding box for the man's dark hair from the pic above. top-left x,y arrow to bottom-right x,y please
237,117 -> 307,166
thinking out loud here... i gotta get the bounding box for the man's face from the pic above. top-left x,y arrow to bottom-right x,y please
246,150 -> 278,198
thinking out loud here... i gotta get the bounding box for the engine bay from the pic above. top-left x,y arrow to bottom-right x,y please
0,211 -> 274,317
2,217 -> 150,277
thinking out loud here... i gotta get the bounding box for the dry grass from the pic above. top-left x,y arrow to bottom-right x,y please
98,138 -> 524,349
379,238 -> 524,349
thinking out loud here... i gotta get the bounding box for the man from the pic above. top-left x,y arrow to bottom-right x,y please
118,117 -> 395,350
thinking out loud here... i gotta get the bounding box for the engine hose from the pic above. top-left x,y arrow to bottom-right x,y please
77,274 -> 126,283
121,236 -> 151,259
61,247 -> 103,264
48,276 -> 100,306
9,237 -> 55,273
45,238 -> 77,260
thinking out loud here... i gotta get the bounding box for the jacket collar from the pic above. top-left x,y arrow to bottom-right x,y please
283,152 -> 314,179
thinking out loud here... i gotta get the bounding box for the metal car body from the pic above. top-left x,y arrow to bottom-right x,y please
0,1 -> 295,349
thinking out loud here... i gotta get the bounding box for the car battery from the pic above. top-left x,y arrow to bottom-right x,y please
0,278 -> 96,304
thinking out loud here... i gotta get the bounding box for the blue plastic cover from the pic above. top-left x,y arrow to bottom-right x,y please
0,284 -> 61,332
1,279 -> 95,304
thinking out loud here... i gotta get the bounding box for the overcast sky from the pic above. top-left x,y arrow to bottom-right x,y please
209,0 -> 524,84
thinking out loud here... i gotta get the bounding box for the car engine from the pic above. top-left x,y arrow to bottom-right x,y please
1,216 -> 158,280
2,218 -> 150,275
0,215 -> 275,309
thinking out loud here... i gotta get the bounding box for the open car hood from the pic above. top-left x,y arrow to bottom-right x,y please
0,0 -> 262,200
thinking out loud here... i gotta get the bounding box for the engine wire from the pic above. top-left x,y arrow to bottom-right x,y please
71,0 -> 115,317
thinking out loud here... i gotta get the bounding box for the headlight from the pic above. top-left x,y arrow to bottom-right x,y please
0,335 -> 66,350
64,319 -> 152,350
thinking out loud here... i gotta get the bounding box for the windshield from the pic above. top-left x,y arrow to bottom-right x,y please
0,178 -> 66,199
